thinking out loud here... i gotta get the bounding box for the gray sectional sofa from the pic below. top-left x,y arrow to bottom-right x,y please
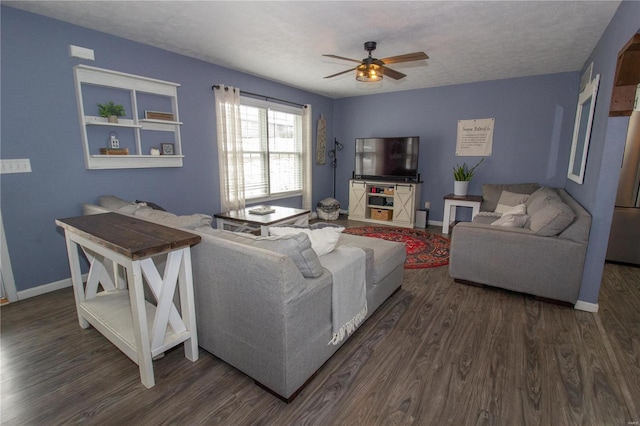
83,196 -> 406,401
449,184 -> 592,305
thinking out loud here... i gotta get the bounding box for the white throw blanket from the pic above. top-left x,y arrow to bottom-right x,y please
319,245 -> 367,345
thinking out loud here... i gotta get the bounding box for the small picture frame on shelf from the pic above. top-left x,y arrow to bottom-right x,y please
161,143 -> 175,155
145,110 -> 175,121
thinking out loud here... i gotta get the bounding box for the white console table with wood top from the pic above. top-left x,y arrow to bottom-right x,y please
56,212 -> 201,388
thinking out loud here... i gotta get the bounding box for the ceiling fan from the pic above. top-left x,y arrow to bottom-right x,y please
323,41 -> 428,82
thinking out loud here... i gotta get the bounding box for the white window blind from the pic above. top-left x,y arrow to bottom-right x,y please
239,97 -> 303,200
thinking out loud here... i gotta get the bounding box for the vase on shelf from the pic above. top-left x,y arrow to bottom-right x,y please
454,180 -> 469,197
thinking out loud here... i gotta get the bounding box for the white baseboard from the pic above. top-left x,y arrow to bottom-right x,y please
574,300 -> 599,312
17,273 -> 87,300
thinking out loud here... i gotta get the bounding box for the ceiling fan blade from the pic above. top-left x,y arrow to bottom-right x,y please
381,66 -> 406,80
380,52 -> 429,64
322,54 -> 362,64
324,67 -> 358,79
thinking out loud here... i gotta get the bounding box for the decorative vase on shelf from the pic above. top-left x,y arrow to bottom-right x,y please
454,180 -> 469,197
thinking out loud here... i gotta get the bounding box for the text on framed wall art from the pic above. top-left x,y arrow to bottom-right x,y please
456,118 -> 494,156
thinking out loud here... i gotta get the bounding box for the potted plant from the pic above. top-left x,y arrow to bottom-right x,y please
97,101 -> 126,123
452,158 -> 484,196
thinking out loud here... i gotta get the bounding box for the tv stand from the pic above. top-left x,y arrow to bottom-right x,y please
348,179 -> 421,228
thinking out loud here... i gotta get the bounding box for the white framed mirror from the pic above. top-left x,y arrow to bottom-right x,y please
568,74 -> 600,184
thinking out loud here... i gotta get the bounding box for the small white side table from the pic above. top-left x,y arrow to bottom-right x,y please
442,194 -> 483,234
56,213 -> 201,388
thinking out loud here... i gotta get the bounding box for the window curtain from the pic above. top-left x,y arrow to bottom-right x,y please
214,85 -> 245,211
302,104 -> 312,211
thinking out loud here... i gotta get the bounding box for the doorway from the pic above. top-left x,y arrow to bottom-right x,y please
606,32 -> 640,265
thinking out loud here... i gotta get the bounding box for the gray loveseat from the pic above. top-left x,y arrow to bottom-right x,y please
83,196 -> 406,401
449,184 -> 591,305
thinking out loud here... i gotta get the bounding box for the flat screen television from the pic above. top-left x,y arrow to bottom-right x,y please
354,136 -> 420,181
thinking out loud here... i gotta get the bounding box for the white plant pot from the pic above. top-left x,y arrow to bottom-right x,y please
454,180 -> 469,196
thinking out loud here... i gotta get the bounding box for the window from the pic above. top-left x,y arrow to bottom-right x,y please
239,98 -> 303,200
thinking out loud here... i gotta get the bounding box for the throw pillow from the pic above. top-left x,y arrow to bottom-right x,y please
491,214 -> 529,228
501,203 -> 527,216
133,207 -> 213,230
98,195 -> 142,215
526,187 -> 561,216
527,201 -> 576,236
268,226 -> 345,256
135,200 -> 167,211
99,195 -> 135,210
212,230 -> 324,278
495,191 -> 530,214
481,183 -> 540,212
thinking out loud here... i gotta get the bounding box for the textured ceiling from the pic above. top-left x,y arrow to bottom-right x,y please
5,1 -> 621,99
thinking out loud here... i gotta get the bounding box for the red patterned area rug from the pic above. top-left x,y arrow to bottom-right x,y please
343,226 -> 450,269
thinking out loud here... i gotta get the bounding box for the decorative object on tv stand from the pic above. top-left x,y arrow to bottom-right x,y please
97,101 -> 126,123
452,157 -> 484,196
328,138 -> 343,198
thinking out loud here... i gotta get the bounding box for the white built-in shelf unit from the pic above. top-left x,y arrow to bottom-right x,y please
74,65 -> 183,169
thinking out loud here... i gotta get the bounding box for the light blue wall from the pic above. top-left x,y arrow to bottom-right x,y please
2,3 -> 633,305
333,73 -> 580,221
566,1 -> 640,304
0,6 -> 335,292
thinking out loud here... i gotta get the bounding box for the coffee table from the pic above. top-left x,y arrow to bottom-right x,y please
214,205 -> 310,236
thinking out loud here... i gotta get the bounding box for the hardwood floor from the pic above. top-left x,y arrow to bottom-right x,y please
2,221 -> 639,425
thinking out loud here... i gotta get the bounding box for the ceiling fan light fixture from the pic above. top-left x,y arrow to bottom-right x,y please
356,63 -> 383,82
325,41 -> 424,81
